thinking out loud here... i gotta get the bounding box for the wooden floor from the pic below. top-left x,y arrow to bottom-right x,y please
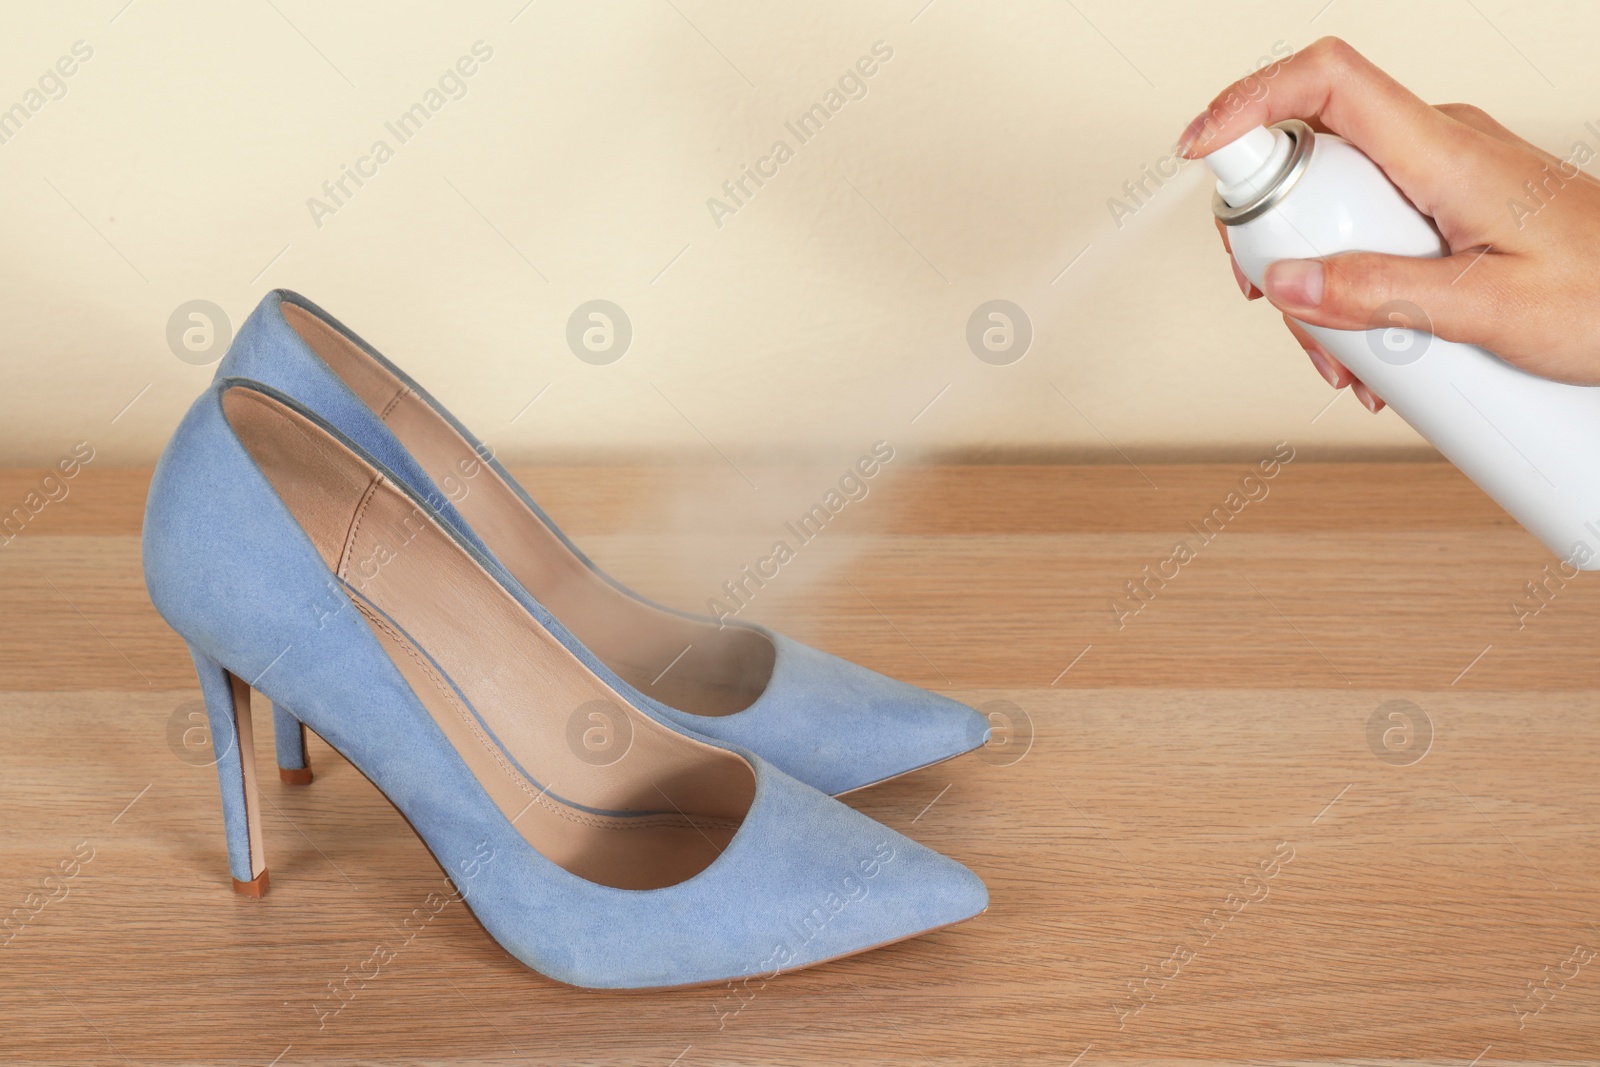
4,463 -> 1599,1066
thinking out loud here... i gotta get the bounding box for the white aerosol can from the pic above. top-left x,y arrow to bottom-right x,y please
1206,120 -> 1600,568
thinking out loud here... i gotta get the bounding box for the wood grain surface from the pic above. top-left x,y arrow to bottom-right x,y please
2,463 -> 1598,1066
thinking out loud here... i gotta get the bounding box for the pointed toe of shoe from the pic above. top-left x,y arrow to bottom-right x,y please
883,840 -> 990,935
688,764 -> 988,982
476,761 -> 988,990
655,632 -> 990,795
911,687 -> 994,772
832,681 -> 992,793
792,842 -> 989,972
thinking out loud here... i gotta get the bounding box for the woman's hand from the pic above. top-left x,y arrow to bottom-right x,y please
1181,37 -> 1600,412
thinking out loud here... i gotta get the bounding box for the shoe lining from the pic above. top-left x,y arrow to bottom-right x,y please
282,303 -> 776,718
222,384 -> 754,891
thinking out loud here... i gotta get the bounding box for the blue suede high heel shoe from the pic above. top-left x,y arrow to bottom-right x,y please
142,378 -> 987,989
215,290 -> 988,795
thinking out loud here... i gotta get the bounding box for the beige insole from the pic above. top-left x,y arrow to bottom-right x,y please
222,385 -> 755,890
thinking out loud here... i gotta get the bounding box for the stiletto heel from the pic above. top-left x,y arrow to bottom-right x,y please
271,704 -> 313,785
186,642 -> 270,897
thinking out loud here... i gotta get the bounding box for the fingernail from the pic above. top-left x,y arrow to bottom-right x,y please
1352,381 -> 1382,413
1263,260 -> 1325,308
1230,257 -> 1253,298
1304,345 -> 1340,387
1177,111 -> 1212,156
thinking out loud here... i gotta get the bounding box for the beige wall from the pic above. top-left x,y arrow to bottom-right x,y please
3,0 -> 1596,468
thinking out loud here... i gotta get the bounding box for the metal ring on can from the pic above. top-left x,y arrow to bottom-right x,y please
1212,119 -> 1315,226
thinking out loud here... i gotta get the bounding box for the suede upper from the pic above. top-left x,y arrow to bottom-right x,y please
142,379 -> 988,989
214,290 -> 989,794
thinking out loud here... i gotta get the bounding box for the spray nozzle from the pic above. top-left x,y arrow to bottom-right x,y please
1203,125 -> 1294,208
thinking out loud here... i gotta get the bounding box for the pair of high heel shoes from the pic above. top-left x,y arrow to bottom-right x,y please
143,291 -> 990,990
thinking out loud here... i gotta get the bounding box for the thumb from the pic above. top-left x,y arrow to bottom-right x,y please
1259,251 -> 1498,346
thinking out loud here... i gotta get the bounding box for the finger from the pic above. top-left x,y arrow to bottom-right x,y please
1214,215 -> 1232,255
1177,37 -> 1511,216
1230,255 -> 1262,299
1178,38 -> 1434,158
1351,380 -> 1386,413
1258,249 -> 1509,345
1285,313 -> 1384,411
1281,314 -> 1352,388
